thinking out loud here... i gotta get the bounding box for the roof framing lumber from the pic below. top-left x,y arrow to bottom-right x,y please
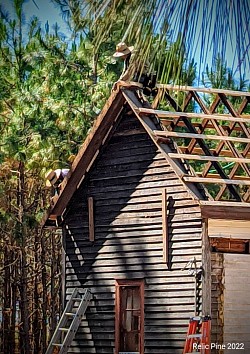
180,147 -> 250,158
184,176 -> 250,186
196,173 -> 250,181
156,84 -> 250,97
153,130 -> 250,144
138,108 -> 250,123
163,90 -> 242,201
121,89 -> 205,201
152,85 -> 250,201
168,152 -> 250,164
200,201 -> 250,220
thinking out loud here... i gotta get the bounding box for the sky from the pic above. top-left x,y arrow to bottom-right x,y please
1,0 -> 249,84
1,0 -> 68,35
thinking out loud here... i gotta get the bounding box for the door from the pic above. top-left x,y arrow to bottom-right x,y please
115,280 -> 144,354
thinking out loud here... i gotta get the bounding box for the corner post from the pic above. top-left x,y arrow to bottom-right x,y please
202,218 -> 211,316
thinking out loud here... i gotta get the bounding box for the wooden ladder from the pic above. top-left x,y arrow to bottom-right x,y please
183,316 -> 211,354
45,288 -> 91,354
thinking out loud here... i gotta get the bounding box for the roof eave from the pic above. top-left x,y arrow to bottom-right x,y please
42,88 -> 126,228
200,200 -> 250,220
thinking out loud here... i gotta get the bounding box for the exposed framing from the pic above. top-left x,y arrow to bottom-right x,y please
142,85 -> 250,202
202,219 -> 211,316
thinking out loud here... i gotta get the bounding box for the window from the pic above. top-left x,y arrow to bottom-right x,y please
115,280 -> 144,354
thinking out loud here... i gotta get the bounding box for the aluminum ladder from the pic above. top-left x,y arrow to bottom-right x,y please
183,316 -> 211,354
45,288 -> 91,354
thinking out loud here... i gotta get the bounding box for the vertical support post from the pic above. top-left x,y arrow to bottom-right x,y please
88,197 -> 95,242
202,218 -> 211,316
162,188 -> 168,264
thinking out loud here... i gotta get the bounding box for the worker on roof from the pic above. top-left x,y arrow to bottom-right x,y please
112,42 -> 156,95
45,168 -> 69,197
113,42 -> 135,82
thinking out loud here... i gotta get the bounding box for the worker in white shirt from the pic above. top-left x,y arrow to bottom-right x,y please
45,168 -> 69,196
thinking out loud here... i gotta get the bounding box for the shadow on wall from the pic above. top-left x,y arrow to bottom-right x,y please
62,110 -> 201,352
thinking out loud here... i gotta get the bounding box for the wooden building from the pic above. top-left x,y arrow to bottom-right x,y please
44,83 -> 250,354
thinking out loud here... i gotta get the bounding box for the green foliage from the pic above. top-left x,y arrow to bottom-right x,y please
52,0 -> 250,84
0,3 -> 119,181
2,0 -> 249,349
203,57 -> 248,92
52,0 -> 199,85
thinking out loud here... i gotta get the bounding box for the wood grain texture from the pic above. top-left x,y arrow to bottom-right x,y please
223,254 -> 250,354
154,130 -> 250,143
208,219 -> 250,238
162,188 -> 168,263
156,84 -> 250,97
202,219 -> 211,316
210,253 -> 224,351
139,108 -> 250,123
63,112 -> 202,353
201,204 -> 250,220
88,197 -> 95,242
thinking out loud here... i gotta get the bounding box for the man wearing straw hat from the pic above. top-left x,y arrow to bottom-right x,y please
113,42 -> 135,82
112,42 -> 156,94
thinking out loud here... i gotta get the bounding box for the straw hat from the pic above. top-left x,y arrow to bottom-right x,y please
113,42 -> 134,58
45,169 -> 62,187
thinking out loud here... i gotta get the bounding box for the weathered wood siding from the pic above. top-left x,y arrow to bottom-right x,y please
211,253 -> 250,354
211,253 -> 224,353
63,110 -> 202,354
208,219 -> 250,239
209,221 -> 250,354
223,254 -> 250,354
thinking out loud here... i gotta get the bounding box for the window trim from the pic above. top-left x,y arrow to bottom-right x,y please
115,279 -> 144,354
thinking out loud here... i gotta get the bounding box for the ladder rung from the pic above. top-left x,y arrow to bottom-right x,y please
45,288 -> 91,354
190,316 -> 202,321
187,334 -> 202,339
52,343 -> 63,347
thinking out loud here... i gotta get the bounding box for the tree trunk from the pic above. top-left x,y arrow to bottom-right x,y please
2,244 -> 12,354
50,233 -> 57,336
33,231 -> 41,354
41,231 -> 48,353
17,161 -> 30,354
11,258 -> 17,354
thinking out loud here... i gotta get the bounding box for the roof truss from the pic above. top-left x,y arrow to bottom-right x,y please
140,84 -> 250,202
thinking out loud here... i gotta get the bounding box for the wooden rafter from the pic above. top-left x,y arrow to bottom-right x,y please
143,85 -> 250,202
190,92 -> 250,184
138,109 -> 250,123
166,90 -> 242,200
168,153 -> 250,164
153,130 -> 250,144
156,84 -> 250,97
122,88 -> 207,201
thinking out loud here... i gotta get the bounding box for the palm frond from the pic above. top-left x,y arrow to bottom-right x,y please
54,0 -> 250,85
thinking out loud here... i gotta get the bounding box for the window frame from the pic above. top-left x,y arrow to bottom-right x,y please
115,279 -> 144,354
